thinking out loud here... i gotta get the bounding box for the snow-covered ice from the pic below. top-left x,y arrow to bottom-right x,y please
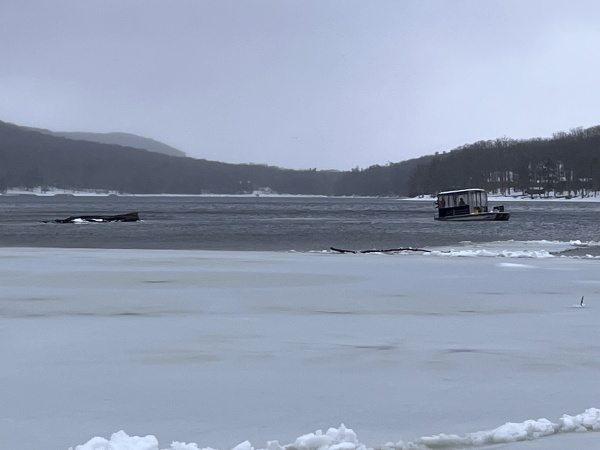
0,246 -> 599,450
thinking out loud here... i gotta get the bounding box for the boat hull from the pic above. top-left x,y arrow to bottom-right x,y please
435,212 -> 510,221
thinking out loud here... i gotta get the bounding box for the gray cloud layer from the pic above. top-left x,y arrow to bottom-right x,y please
1,1 -> 599,169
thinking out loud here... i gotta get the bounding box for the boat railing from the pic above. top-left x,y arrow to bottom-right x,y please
438,204 -> 470,218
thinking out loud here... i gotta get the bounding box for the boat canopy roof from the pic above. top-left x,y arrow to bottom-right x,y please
436,188 -> 488,210
437,188 -> 486,196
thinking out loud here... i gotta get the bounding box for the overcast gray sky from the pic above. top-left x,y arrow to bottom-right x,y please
1,1 -> 599,170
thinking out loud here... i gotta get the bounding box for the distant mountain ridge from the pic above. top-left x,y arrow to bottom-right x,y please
21,126 -> 186,157
4,118 -> 600,197
0,119 -> 341,195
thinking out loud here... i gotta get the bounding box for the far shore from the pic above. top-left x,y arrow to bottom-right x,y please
2,187 -> 600,202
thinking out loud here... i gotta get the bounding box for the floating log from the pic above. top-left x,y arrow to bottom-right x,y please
44,212 -> 140,223
330,246 -> 431,254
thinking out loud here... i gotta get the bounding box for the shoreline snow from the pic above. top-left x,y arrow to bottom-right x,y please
3,187 -> 600,202
71,408 -> 600,450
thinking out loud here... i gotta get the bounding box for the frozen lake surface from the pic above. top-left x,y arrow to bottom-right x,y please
1,246 -> 599,450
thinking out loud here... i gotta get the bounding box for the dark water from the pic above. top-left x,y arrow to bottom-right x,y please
0,195 -> 598,251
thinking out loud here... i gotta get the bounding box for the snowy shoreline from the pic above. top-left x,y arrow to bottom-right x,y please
3,187 -> 600,202
72,408 -> 600,450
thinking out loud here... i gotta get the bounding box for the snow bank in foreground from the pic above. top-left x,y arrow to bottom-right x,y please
405,407 -> 600,449
70,409 -> 600,450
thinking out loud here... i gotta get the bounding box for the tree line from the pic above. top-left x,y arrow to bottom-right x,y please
406,126 -> 600,198
2,120 -> 600,197
0,121 -> 341,195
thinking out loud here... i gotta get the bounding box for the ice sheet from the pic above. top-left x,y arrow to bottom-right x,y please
0,248 -> 598,450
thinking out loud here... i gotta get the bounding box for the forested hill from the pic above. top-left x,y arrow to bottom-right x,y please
295,124 -> 600,198
2,119 -> 600,197
404,125 -> 600,197
25,128 -> 187,157
0,120 -> 341,195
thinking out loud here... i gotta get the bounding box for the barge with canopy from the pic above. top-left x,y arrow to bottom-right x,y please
435,188 -> 510,221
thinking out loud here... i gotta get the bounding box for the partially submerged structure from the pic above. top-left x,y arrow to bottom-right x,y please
44,212 -> 140,224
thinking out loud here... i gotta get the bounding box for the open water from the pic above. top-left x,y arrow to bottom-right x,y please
0,195 -> 598,252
